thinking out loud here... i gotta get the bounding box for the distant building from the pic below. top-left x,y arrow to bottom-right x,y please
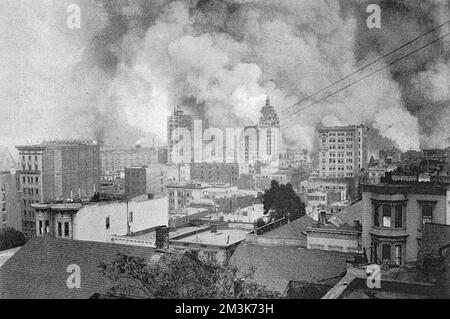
279,148 -> 309,169
32,195 -> 168,243
100,146 -> 160,173
167,106 -> 200,164
318,125 -> 368,179
16,140 -> 101,237
190,162 -> 240,185
0,148 -> 21,231
256,97 -> 281,165
124,164 -> 190,198
379,147 -> 402,165
360,179 -> 450,266
254,173 -> 291,191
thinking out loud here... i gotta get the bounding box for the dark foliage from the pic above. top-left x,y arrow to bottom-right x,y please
262,180 -> 306,222
0,228 -> 27,251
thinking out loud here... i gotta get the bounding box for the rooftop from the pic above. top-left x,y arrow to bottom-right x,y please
230,243 -> 354,293
170,227 -> 249,247
0,237 -> 158,299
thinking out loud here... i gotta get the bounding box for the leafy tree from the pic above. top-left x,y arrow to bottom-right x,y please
99,252 -> 282,299
0,228 -> 27,251
262,181 -> 305,222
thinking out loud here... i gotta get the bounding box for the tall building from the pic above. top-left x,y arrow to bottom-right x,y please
257,97 -> 281,165
318,125 -> 368,179
167,106 -> 200,164
190,163 -> 240,186
0,148 -> 21,231
16,140 -> 101,237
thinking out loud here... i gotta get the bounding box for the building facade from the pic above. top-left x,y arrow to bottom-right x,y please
190,162 -> 240,185
16,140 -> 101,237
101,146 -> 159,173
0,148 -> 21,231
33,195 -> 168,243
360,182 -> 450,266
318,125 -> 368,179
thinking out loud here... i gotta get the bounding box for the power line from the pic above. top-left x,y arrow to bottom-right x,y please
278,19 -> 450,116
281,32 -> 450,122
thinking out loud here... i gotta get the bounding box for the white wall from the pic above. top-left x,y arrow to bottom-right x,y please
73,196 -> 168,243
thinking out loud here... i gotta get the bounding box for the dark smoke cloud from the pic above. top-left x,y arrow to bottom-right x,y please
0,0 -> 448,155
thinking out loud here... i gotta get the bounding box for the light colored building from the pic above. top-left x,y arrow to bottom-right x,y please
256,97 -> 281,166
318,125 -> 368,178
16,140 -> 101,237
0,148 -> 21,231
169,222 -> 249,265
100,146 -> 159,173
360,181 -> 450,266
167,106 -> 200,164
32,195 -> 168,243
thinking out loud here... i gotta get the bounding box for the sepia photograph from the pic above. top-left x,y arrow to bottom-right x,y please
0,0 -> 449,308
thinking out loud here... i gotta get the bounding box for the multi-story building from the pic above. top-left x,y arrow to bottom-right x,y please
32,195 -> 168,243
16,140 -> 101,237
318,125 -> 368,179
124,164 -> 191,198
360,178 -> 450,266
190,162 -> 240,185
167,106 -> 200,164
100,146 -> 159,173
0,148 -> 21,231
256,97 -> 281,166
124,167 -> 147,198
254,173 -> 291,191
379,147 -> 402,165
279,148 -> 309,169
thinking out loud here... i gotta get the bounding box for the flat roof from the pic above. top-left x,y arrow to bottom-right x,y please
170,228 -> 249,247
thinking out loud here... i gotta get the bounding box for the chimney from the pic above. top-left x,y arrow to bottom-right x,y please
210,222 -> 218,233
155,226 -> 169,249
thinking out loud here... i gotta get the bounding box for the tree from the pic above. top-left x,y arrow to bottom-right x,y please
262,180 -> 305,222
0,228 -> 27,251
99,252 -> 282,299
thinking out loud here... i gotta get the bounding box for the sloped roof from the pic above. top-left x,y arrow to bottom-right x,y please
0,237 -> 161,299
263,215 -> 316,239
230,243 -> 354,293
0,147 -> 15,173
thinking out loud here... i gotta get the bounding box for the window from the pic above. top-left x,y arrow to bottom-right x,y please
38,220 -> 43,235
382,244 -> 391,262
129,212 -> 133,223
373,205 -> 380,227
394,205 -> 403,228
421,205 -> 433,227
45,220 -> 50,234
395,245 -> 402,265
205,251 -> 217,263
64,222 -> 70,237
382,204 -> 391,228
106,217 -> 110,230
58,222 -> 62,237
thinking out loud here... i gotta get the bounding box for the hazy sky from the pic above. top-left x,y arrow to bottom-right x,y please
0,0 -> 449,157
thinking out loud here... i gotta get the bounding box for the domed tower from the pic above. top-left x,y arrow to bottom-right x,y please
257,97 -> 281,165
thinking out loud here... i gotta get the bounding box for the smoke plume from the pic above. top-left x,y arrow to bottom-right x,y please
0,0 -> 449,155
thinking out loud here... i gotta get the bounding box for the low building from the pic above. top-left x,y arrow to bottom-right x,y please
32,195 -> 168,243
190,162 -> 240,185
169,222 -> 249,265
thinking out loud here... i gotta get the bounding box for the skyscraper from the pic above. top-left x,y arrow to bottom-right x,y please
167,106 -> 200,164
257,97 -> 281,165
318,125 -> 368,179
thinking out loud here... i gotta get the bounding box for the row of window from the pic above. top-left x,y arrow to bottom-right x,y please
373,203 -> 433,229
22,176 -> 39,184
22,188 -> 39,196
